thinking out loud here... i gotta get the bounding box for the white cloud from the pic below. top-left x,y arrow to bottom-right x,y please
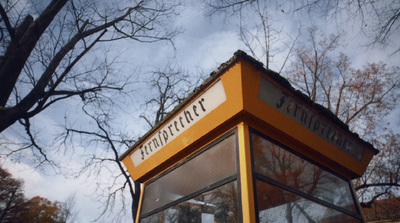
175,30 -> 243,72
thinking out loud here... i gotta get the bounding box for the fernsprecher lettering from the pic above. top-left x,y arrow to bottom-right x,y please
258,77 -> 364,160
130,80 -> 227,166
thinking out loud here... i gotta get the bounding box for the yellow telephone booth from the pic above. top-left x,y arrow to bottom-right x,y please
120,51 -> 378,223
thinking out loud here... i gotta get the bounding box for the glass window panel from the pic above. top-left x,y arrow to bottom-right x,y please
256,180 -> 361,223
141,134 -> 237,216
141,181 -> 239,223
252,133 -> 358,213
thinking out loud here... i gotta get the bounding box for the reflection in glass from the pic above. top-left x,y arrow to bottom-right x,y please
141,134 -> 237,215
252,133 -> 357,212
141,181 -> 239,223
256,180 -> 361,223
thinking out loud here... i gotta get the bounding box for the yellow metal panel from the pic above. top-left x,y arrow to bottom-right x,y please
123,62 -> 245,182
239,60 -> 372,177
238,122 -> 256,223
122,52 -> 377,182
136,124 -> 242,221
135,186 -> 144,223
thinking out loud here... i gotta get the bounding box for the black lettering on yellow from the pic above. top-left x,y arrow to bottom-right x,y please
193,105 -> 199,116
162,130 -> 168,144
276,92 -> 287,109
179,116 -> 185,128
294,104 -> 300,117
320,122 -> 327,135
152,138 -> 159,149
184,110 -> 193,124
313,119 -> 320,132
158,131 -> 163,146
198,98 -> 206,112
308,114 -> 315,129
174,120 -> 179,132
140,146 -> 144,160
327,128 -> 335,141
336,133 -> 342,146
168,124 -> 174,136
301,110 -> 308,125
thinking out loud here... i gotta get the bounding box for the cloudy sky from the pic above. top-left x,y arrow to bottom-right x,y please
1,0 -> 399,222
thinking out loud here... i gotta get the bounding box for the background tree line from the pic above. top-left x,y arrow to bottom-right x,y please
0,0 -> 399,222
0,165 -> 76,223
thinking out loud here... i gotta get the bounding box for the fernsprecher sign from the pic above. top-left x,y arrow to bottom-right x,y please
258,77 -> 365,161
130,80 -> 227,167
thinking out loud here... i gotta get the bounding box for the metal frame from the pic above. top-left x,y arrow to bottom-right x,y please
139,128 -> 243,222
249,127 -> 364,222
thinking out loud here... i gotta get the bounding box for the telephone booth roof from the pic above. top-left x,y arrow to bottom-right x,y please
120,50 -> 378,182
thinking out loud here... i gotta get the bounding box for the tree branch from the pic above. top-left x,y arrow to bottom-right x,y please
0,4 -> 15,40
0,0 -> 68,107
0,1 -> 150,133
355,182 -> 400,191
18,118 -> 57,167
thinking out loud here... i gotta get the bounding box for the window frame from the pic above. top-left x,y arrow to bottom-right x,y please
249,127 -> 364,222
138,128 -> 242,222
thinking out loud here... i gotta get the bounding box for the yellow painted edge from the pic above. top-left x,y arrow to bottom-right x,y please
240,60 -> 374,177
135,184 -> 144,222
123,62 -> 244,181
238,122 -> 256,223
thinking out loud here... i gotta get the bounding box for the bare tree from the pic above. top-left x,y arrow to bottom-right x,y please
288,0 -> 400,53
284,28 -> 342,104
237,1 -> 281,70
239,1 -> 300,72
355,132 -> 400,208
202,0 -> 253,16
62,106 -> 141,222
203,0 -> 298,73
0,0 -> 181,164
283,28 -> 400,208
0,0 -> 182,221
284,28 -> 400,135
203,0 -> 400,53
140,62 -> 204,129
59,63 -> 204,221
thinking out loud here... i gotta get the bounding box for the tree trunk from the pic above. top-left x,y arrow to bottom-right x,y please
0,0 -> 68,107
